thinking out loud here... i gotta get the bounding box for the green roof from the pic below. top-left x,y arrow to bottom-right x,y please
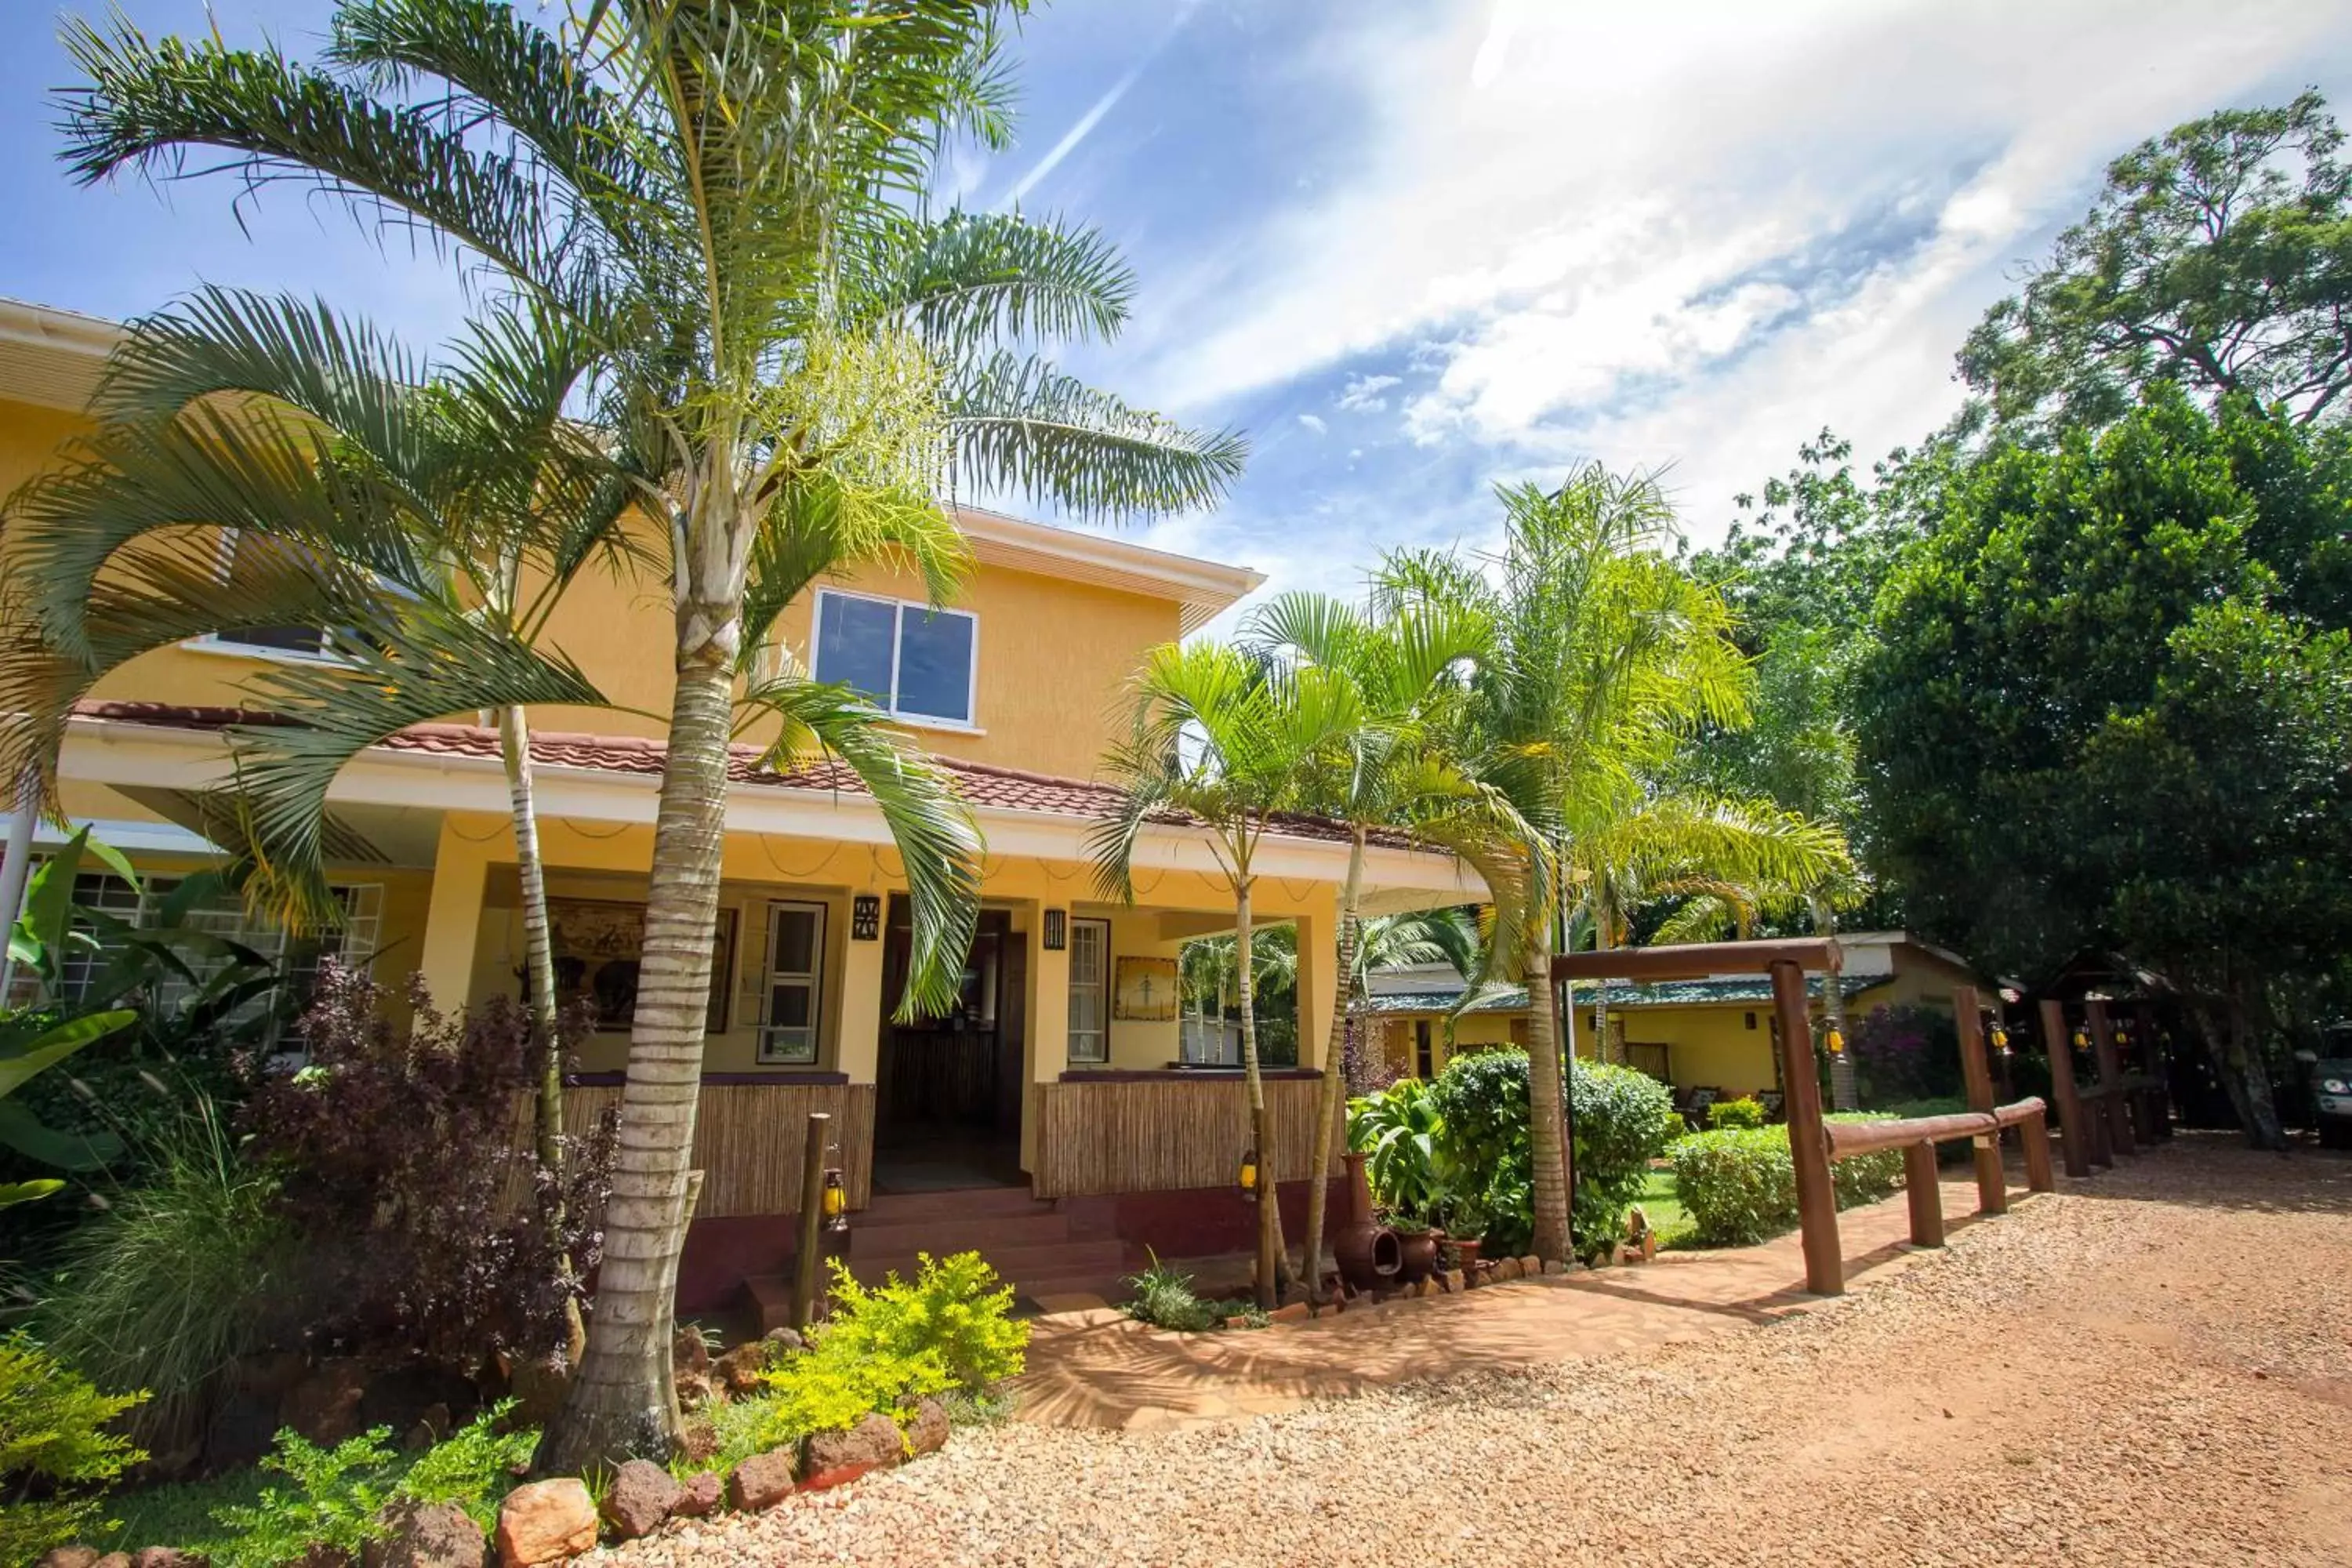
1361,975 -> 1890,1016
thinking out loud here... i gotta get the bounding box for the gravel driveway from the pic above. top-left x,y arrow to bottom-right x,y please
596,1136 -> 2352,1566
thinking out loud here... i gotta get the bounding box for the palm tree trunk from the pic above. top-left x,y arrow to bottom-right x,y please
1235,873 -> 1289,1306
1523,882 -> 1572,1264
543,652 -> 736,1467
1299,831 -> 1366,1305
1813,895 -> 1856,1112
499,705 -> 585,1361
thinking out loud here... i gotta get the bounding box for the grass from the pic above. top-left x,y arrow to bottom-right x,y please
98,1468 -> 271,1554
1633,1167 -> 1696,1249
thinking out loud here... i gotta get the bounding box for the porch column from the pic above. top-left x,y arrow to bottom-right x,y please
418,814 -> 495,1015
837,913 -> 886,1084
1022,899 -> 1070,1174
1293,901 -> 1337,1073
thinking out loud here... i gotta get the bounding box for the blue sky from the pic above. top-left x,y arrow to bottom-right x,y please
9,0 -> 2352,628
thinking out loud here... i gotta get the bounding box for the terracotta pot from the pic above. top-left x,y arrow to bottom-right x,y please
1394,1228 -> 1441,1283
1334,1222 -> 1403,1291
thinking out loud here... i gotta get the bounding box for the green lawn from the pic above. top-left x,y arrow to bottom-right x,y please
1633,1167 -> 1693,1247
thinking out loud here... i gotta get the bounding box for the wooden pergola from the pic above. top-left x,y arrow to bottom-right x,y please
1554,937 -> 2056,1296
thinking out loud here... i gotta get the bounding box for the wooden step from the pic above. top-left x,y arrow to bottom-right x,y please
847,1210 -> 1073,1255
860,1185 -> 1051,1221
842,1238 -> 1127,1289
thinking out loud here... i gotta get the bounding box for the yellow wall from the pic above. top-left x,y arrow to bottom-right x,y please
6,389 -> 1190,784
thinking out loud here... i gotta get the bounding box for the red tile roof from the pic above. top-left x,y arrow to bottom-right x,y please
70,700 -> 1399,848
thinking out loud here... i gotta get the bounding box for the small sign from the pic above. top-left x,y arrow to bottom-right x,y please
1043,909 -> 1067,951
851,894 -> 881,942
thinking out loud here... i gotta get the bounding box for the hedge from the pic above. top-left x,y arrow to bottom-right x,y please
1669,1115 -> 1906,1247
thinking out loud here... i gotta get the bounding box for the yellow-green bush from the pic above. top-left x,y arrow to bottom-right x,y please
0,1334 -> 148,1565
1671,1117 -> 1905,1247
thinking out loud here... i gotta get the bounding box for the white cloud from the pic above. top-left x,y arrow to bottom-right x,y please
1136,0 -> 2352,542
1296,412 -> 1328,434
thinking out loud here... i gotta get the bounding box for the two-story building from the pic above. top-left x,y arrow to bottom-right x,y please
0,296 -> 1482,1312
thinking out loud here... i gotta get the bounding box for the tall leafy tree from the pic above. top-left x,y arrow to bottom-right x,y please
1240,591 -> 1501,1304
1960,92 -> 2352,437
1376,466 -> 1750,1262
1857,388 -> 2352,1146
1091,642 -> 1358,1307
62,0 -> 1242,1462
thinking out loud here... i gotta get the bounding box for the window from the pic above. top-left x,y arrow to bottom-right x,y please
1414,1019 -> 1433,1080
757,900 -> 826,1064
811,589 -> 978,727
1067,917 -> 1109,1064
14,871 -> 380,1044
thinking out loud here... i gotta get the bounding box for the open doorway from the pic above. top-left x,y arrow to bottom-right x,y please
871,898 -> 1026,1192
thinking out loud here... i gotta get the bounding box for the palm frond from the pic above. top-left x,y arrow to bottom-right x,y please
857,209 -> 1134,355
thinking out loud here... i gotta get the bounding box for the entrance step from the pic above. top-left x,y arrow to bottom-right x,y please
842,1238 -> 1128,1290
848,1210 -> 1074,1255
860,1185 -> 1056,1221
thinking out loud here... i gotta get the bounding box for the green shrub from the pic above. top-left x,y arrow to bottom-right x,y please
1423,1050 -> 1680,1260
822,1251 -> 1027,1392
1707,1096 -> 1767,1130
1570,1060 -> 1682,1258
1671,1116 -> 1907,1247
207,1428 -> 400,1568
1121,1253 -> 1218,1333
36,1100 -> 292,1445
391,1401 -> 536,1530
0,1333 -> 149,1565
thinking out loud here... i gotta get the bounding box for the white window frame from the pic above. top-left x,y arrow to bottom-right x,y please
810,586 -> 982,732
1066,916 -> 1111,1065
757,899 -> 828,1065
183,530 -> 355,666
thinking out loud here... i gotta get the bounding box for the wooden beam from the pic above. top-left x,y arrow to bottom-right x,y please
2085,998 -> 2136,1156
1903,1142 -> 1944,1247
1553,936 -> 1841,984
1954,985 -> 2007,1216
1771,958 -> 1843,1295
2038,998 -> 2092,1178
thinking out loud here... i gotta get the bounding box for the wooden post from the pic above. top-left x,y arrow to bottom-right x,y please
2134,1000 -> 2171,1141
2038,999 -> 2091,1178
1770,959 -> 1842,1295
1902,1142 -> 1944,1247
1952,985 -> 2006,1217
793,1111 -> 832,1329
2085,998 -> 2135,1156
2020,1106 -> 2055,1192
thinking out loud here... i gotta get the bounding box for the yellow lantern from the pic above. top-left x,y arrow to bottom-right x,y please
1237,1146 -> 1259,1203
1824,1027 -> 1845,1055
1990,1025 -> 2011,1055
821,1167 -> 848,1223
2071,1029 -> 2089,1051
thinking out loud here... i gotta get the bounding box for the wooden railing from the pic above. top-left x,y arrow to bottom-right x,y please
551,1079 -> 876,1218
1031,1073 -> 1328,1198
1824,1097 -> 2054,1250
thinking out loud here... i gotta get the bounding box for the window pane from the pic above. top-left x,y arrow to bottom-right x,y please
894,607 -> 973,724
771,907 -> 817,975
813,594 -> 896,702
770,983 -> 812,1029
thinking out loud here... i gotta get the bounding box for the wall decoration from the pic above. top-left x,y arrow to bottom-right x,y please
1042,908 -> 1067,951
548,897 -> 735,1034
851,893 -> 882,942
1112,954 -> 1179,1022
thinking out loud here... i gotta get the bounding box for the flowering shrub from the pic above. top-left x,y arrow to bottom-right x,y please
242,966 -> 615,1363
1846,1004 -> 1963,1105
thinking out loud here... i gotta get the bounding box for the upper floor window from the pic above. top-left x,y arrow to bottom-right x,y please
811,588 -> 978,728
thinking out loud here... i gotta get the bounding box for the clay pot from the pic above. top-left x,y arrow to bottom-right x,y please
1334,1222 -> 1403,1292
1393,1228 -> 1441,1283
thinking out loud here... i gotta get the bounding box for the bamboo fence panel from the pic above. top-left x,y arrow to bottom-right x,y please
515,1083 -> 875,1218
1031,1076 -> 1327,1198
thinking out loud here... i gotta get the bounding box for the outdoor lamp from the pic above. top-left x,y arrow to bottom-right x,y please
821,1167 -> 849,1231
1824,1027 -> 1845,1055
2072,1028 -> 2089,1051
1237,1146 -> 1259,1203
1991,1025 -> 2011,1055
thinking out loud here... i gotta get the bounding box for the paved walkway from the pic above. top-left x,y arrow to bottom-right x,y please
1012,1172 -> 2020,1429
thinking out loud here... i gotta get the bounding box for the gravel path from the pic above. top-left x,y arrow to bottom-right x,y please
597,1137 -> 2352,1566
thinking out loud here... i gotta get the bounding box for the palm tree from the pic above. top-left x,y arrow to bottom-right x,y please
62,0 -> 1243,1463
1241,591 -> 1497,1302
1091,641 -> 1358,1308
1374,466 -> 1753,1263
0,291 -> 636,1353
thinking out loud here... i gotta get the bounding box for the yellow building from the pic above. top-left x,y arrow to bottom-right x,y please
1365,931 -> 1990,1100
0,298 -> 1482,1307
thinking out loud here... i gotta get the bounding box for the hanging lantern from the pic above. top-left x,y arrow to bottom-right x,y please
1237,1145 -> 1260,1202
1990,1024 -> 2011,1056
2071,1028 -> 2089,1051
1824,1027 -> 1845,1055
821,1167 -> 848,1230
